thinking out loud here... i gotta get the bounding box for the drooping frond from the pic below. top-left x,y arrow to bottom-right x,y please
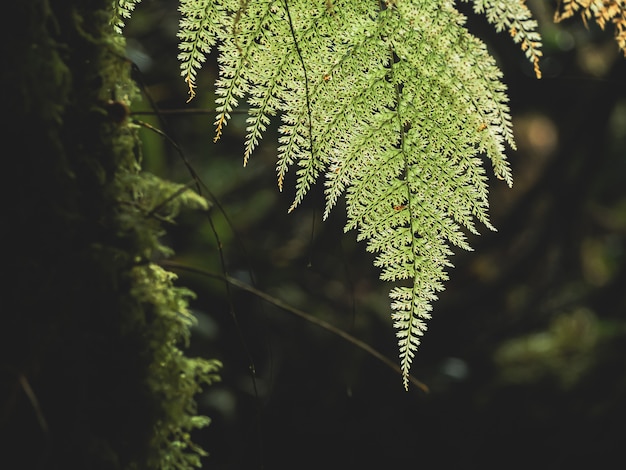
126,0 -> 543,389
462,0 -> 543,78
112,0 -> 143,33
339,1 -> 515,388
554,0 -> 626,55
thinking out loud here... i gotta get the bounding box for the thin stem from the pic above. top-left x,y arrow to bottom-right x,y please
162,260 -> 430,393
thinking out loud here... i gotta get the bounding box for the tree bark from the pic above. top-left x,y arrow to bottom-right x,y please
1,2 -> 218,469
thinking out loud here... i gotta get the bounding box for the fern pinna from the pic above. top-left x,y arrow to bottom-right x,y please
115,0 -> 543,389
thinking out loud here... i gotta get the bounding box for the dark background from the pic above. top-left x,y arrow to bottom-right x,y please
122,1 -> 626,468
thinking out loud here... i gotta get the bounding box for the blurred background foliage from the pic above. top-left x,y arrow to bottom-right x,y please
121,1 -> 625,468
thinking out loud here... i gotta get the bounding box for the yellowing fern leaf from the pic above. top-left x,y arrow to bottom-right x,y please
555,0 -> 626,55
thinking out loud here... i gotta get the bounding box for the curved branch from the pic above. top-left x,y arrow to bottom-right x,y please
161,260 -> 430,393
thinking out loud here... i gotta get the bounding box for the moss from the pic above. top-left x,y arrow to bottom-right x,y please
2,1 -> 219,469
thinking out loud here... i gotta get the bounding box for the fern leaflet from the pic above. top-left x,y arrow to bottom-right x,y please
462,0 -> 543,78
112,0 -> 143,33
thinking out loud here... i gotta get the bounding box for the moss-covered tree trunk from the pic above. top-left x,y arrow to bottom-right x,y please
1,1 -> 219,469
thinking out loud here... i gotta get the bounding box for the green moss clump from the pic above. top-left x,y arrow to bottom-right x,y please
2,1 -> 220,468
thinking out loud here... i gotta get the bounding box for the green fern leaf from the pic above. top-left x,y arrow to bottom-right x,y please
164,0 -> 542,389
338,1 -> 520,388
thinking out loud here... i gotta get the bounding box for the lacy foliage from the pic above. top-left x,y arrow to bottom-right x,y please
114,0 -> 542,389
554,0 -> 626,55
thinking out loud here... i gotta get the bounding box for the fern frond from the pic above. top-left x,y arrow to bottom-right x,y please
554,0 -> 626,56
149,0 -> 533,389
112,0 -> 143,33
339,1 -> 515,387
463,0 -> 543,78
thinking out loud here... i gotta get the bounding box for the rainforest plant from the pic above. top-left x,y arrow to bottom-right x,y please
114,0 -> 626,389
